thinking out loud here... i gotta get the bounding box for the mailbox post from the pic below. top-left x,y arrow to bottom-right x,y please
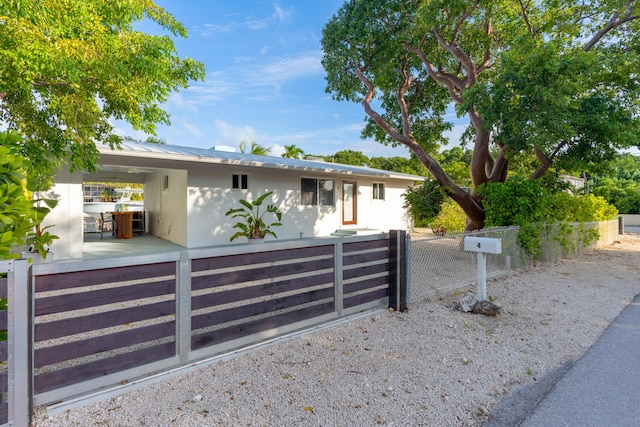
463,237 -> 502,301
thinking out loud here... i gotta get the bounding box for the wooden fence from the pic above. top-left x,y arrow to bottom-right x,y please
2,232 -> 407,426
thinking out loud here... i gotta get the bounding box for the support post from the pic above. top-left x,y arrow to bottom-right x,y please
8,259 -> 30,427
476,252 -> 487,301
176,252 -> 191,363
389,230 -> 408,312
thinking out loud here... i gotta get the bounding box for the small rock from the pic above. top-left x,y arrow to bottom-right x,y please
471,300 -> 501,316
459,292 -> 477,312
192,394 -> 203,402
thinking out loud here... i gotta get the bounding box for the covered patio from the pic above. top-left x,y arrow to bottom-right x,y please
81,233 -> 184,260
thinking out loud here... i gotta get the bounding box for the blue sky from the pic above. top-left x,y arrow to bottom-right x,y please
114,1 -> 466,158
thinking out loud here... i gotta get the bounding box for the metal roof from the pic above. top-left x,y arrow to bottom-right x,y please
96,140 -> 426,182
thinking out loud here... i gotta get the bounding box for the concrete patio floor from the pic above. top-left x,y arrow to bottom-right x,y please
82,232 -> 184,260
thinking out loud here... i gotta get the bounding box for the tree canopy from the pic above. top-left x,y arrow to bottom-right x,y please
322,0 -> 640,230
0,0 -> 205,182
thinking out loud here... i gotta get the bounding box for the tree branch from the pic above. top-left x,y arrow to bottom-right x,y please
398,59 -> 414,138
583,2 -> 640,51
519,0 -> 536,36
404,38 -> 465,104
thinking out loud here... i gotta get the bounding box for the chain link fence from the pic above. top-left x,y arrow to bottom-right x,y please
408,220 -> 619,303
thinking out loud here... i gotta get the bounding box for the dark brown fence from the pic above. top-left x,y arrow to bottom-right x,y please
26,233 -> 402,411
33,262 -> 178,395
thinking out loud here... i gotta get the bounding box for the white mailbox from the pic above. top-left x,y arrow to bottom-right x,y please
463,236 -> 502,301
464,237 -> 502,254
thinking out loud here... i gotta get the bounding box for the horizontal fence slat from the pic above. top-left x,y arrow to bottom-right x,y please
345,275 -> 389,294
272,271 -> 334,295
35,300 -> 175,342
34,262 -> 176,293
34,342 -> 175,394
192,252 -> 274,273
0,278 -> 6,299
35,279 -> 176,316
343,249 -> 389,266
343,239 -> 389,253
0,401 -> 6,425
192,282 -> 272,312
271,245 -> 334,262
344,288 -> 389,309
0,340 -> 6,363
192,301 -> 334,350
192,265 -> 275,291
34,321 -> 175,368
343,262 -> 389,281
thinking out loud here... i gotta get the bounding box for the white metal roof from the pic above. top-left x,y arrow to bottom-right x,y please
96,140 -> 426,182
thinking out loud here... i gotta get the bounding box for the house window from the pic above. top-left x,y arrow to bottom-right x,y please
232,174 -> 248,190
301,178 -> 334,206
373,183 -> 385,200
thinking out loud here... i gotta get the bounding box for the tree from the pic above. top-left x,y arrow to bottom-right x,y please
0,0 -> 205,182
330,149 -> 370,166
145,136 -> 167,145
322,0 -> 640,230
239,140 -> 271,156
591,154 -> 640,214
282,144 -> 305,159
369,155 -> 424,175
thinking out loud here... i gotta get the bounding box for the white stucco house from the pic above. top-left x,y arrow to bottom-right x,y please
47,140 -> 425,259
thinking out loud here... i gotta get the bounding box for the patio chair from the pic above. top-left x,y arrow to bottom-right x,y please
100,212 -> 116,239
132,211 -> 145,235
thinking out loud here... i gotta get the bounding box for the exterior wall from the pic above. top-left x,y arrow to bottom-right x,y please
186,164 -> 415,247
146,169 -> 187,247
47,170 -> 84,259
350,178 -> 413,232
50,158 -> 418,256
621,214 -> 640,226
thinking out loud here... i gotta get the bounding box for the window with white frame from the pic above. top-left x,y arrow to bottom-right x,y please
232,174 -> 248,190
300,178 -> 334,206
373,182 -> 385,200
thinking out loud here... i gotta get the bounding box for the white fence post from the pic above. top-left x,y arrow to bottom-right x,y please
8,259 -> 30,427
176,252 -> 191,363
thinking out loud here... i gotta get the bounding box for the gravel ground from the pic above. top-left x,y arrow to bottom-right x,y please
31,233 -> 640,427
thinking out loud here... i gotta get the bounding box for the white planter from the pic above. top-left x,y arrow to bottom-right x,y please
247,238 -> 265,244
21,251 -> 55,264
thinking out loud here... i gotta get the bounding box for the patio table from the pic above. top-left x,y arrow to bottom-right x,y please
109,211 -> 134,239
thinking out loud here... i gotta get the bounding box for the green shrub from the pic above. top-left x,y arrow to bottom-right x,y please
403,180 -> 446,227
477,177 -> 616,256
0,131 -> 36,259
431,199 -> 467,233
477,177 -> 552,227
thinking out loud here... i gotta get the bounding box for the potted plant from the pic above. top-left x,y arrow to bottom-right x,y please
22,196 -> 59,262
23,223 -> 58,261
225,191 -> 283,242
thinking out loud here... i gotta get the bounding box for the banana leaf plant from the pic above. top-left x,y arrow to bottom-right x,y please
225,191 -> 282,241
26,196 -> 59,258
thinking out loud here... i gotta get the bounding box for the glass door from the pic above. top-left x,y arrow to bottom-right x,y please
342,181 -> 357,225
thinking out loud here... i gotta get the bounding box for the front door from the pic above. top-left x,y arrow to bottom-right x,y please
342,181 -> 357,225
